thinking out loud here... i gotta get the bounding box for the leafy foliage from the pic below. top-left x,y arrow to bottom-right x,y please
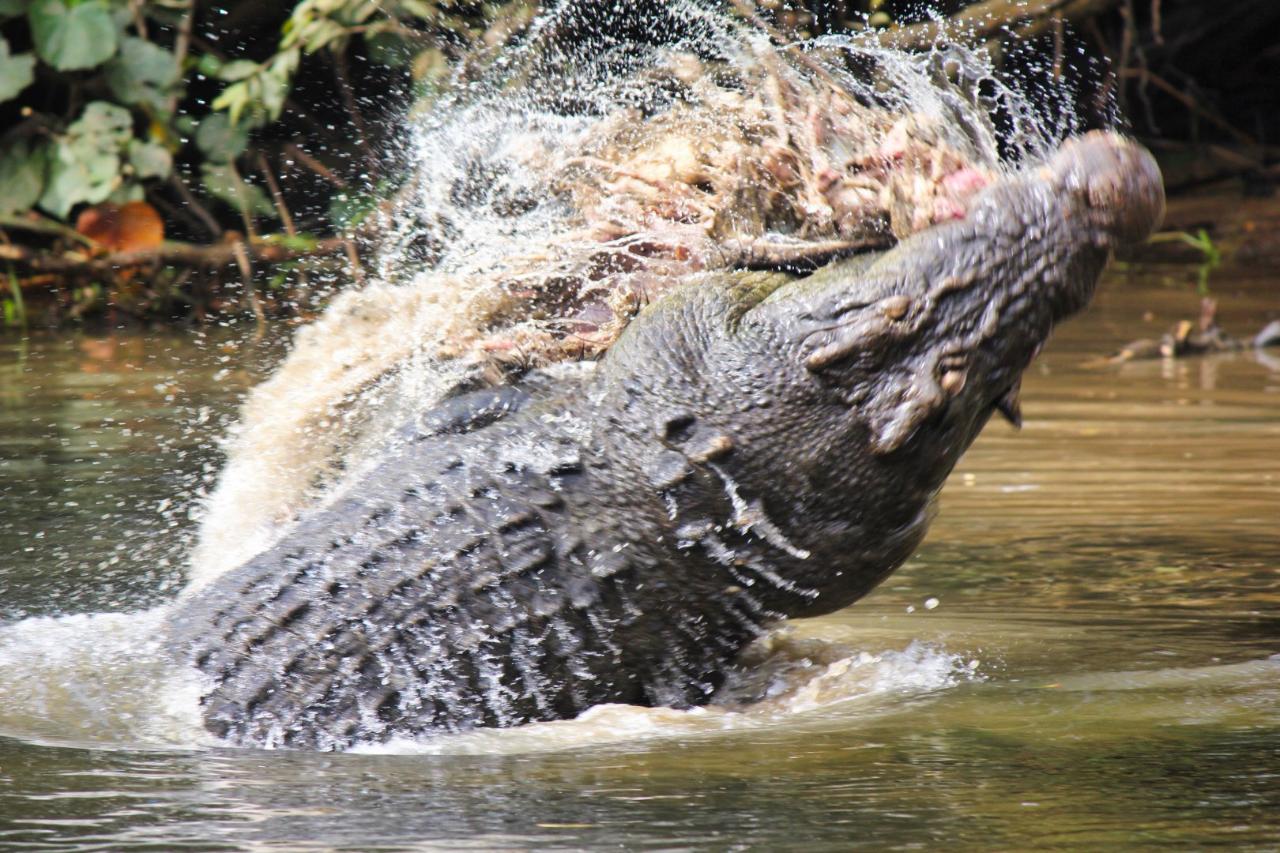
0,35 -> 35,101
105,36 -> 180,112
0,139 -> 44,216
200,162 -> 275,219
194,113 -> 250,165
2,0 -> 178,225
28,0 -> 117,71
40,101 -> 135,217
0,0 -> 536,245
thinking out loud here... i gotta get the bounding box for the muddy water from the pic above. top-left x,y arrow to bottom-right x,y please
0,265 -> 1277,850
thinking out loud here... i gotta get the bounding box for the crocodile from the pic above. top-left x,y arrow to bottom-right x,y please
169,131 -> 1164,750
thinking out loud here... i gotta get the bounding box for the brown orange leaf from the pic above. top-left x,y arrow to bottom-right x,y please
75,201 -> 165,253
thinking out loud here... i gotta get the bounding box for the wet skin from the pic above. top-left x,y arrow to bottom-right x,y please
170,132 -> 1164,750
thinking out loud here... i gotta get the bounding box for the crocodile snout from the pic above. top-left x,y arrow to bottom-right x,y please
1047,131 -> 1166,246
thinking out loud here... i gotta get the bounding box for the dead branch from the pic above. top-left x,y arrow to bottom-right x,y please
169,173 -> 224,238
258,151 -> 298,237
0,237 -> 349,275
167,0 -> 197,116
877,0 -> 1122,50
284,143 -> 347,189
1119,68 -> 1258,148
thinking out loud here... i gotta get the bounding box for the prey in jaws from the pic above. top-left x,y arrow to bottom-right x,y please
170,132 -> 1164,750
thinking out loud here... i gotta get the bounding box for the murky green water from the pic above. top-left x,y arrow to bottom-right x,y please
0,265 -> 1277,851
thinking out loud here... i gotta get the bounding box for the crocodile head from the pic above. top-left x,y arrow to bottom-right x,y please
606,131 -> 1164,613
768,131 -> 1163,455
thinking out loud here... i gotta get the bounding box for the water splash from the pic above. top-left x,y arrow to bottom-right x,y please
357,637 -> 977,756
0,608 -> 210,750
188,0 -> 1087,590
0,600 -> 975,754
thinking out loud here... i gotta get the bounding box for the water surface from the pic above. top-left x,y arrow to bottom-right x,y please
0,264 -> 1277,850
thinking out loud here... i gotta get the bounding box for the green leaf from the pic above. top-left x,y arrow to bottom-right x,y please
0,0 -> 28,19
211,48 -> 298,125
365,31 -> 410,69
109,3 -> 133,34
328,188 -> 379,234
295,18 -> 348,53
0,139 -> 47,216
411,47 -> 450,83
262,232 -> 319,251
211,79 -> 250,125
258,69 -> 289,120
104,37 -> 179,112
0,36 -> 35,102
194,112 -> 249,163
259,49 -> 298,119
216,59 -> 260,82
399,0 -> 441,20
70,101 -> 134,150
201,163 -> 276,219
28,0 -> 117,71
195,53 -> 222,78
127,138 -> 172,179
107,183 -> 144,204
40,141 -> 119,217
36,101 -> 132,218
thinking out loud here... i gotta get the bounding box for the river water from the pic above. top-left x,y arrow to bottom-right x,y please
0,262 -> 1277,850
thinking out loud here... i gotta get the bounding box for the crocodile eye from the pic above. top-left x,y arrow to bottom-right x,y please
938,356 -> 968,396
940,367 -> 967,396
879,295 -> 911,321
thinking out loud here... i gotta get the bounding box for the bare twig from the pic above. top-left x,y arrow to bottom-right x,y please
332,50 -> 374,166
169,173 -> 224,238
727,0 -> 790,44
343,239 -> 364,287
230,237 -> 266,331
258,150 -> 312,293
284,143 -> 347,188
167,0 -> 197,116
1119,68 -> 1258,147
226,161 -> 258,241
1052,13 -> 1065,80
128,0 -> 148,39
0,213 -> 96,247
148,188 -> 210,237
258,151 -> 297,237
1082,16 -> 1118,113
1013,0 -> 1119,39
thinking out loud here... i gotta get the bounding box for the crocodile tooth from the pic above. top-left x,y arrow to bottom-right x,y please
994,383 -> 1022,428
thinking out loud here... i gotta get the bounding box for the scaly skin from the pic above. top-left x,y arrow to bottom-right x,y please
169,132 -> 1164,750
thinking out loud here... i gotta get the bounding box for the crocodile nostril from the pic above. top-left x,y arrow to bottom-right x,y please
660,413 -> 697,442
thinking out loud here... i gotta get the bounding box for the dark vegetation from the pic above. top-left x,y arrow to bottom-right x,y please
0,0 -> 1275,328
